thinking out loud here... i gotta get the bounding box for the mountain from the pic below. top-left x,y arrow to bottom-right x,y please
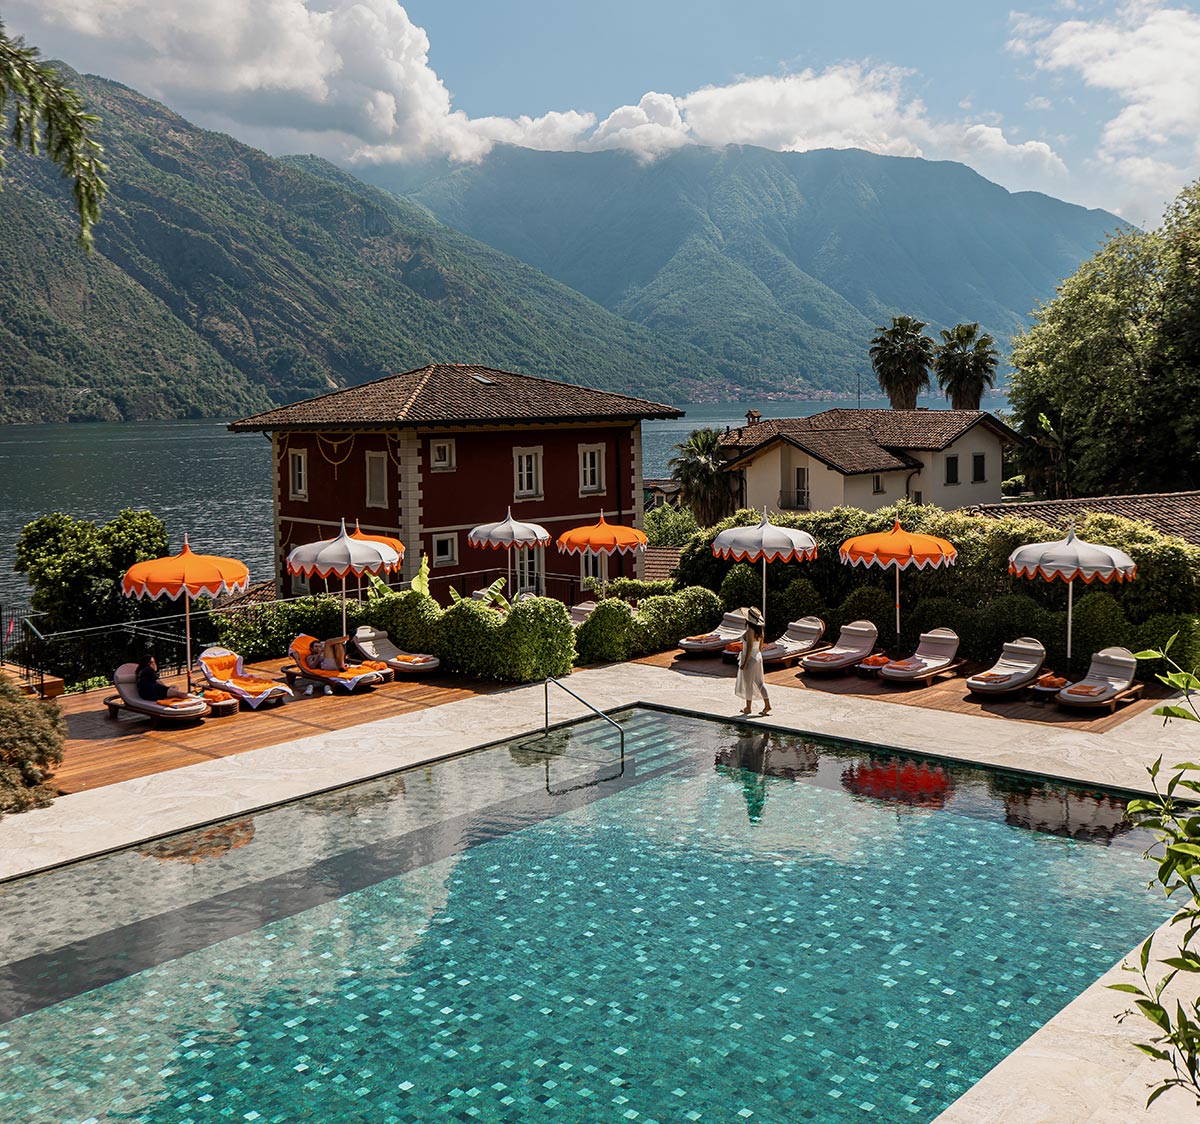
0,72 -> 714,423
371,145 -> 1124,395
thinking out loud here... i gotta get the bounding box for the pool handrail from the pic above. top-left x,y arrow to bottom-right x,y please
543,676 -> 625,795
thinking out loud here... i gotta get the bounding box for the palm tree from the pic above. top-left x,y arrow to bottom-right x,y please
1,23 -> 107,249
668,428 -> 731,527
868,316 -> 935,410
933,322 -> 999,409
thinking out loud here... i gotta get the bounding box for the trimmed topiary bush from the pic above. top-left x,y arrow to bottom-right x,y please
215,595 -> 359,662
1132,614 -> 1200,678
369,591 -> 442,656
500,598 -> 575,680
598,577 -> 677,601
777,577 -> 825,628
575,598 -> 635,664
828,586 -> 896,638
438,600 -> 505,679
969,593 -> 1056,664
0,678 -> 65,819
718,563 -> 761,616
1069,590 -> 1131,670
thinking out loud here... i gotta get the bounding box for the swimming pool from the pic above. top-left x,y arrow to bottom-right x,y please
0,708 -> 1172,1123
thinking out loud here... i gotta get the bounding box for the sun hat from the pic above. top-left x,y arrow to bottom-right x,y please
746,606 -> 764,627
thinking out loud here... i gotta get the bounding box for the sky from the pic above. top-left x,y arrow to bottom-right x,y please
7,0 -> 1199,225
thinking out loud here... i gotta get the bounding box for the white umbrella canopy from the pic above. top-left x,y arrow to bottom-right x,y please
468,507 -> 551,596
1008,522 -> 1136,662
287,519 -> 401,633
711,509 -> 818,622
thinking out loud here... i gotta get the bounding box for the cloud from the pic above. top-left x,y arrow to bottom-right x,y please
10,0 -> 1065,195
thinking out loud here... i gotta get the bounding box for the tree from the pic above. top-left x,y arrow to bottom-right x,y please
1009,181 -> 1200,497
14,509 -> 169,634
933,322 -> 999,409
0,675 -> 64,819
643,503 -> 700,547
0,22 -> 107,249
868,316 -> 935,410
668,428 -> 732,527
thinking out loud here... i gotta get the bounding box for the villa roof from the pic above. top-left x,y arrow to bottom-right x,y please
719,408 -> 1019,477
230,363 -> 682,432
643,546 -> 682,582
970,491 -> 1200,547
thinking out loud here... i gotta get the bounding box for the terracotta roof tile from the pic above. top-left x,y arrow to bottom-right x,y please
643,546 -> 681,583
230,363 -> 682,431
970,492 -> 1200,547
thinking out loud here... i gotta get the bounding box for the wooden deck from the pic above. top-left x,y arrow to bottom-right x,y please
50,657 -> 503,795
637,651 -> 1169,734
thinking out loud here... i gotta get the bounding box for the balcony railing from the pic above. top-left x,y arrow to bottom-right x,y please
778,489 -> 811,511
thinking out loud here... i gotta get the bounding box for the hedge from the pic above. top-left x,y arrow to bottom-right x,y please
0,677 -> 65,818
575,586 -> 722,664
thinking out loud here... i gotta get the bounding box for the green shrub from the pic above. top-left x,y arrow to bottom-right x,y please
0,678 -> 65,818
575,598 -> 635,664
598,577 -> 677,601
829,586 -> 896,638
368,591 -> 442,656
719,562 -> 762,614
214,594 -> 358,662
500,597 -> 575,680
903,596 -> 981,656
671,586 -> 724,637
438,600 -> 505,679
1132,614 -> 1200,678
643,504 -> 699,547
967,593 -> 1055,663
1069,590 -> 1131,670
777,576 -> 825,626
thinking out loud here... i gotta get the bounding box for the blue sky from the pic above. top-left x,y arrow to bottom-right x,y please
9,0 -> 1199,224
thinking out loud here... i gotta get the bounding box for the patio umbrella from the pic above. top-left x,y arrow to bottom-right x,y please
842,759 -> 954,810
287,519 -> 401,635
122,535 -> 250,690
1008,521 -> 1136,662
711,508 -> 817,622
557,512 -> 647,598
468,506 -> 551,597
350,520 -> 406,600
839,519 -> 956,638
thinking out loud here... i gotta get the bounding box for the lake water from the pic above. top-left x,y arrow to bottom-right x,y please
0,395 -> 1005,608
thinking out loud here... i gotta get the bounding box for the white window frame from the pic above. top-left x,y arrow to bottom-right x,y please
513,445 -> 543,500
912,490 -> 924,505
872,473 -> 885,495
430,438 -> 456,472
365,451 -> 388,509
580,551 -> 604,583
972,452 -> 986,483
290,569 -> 310,596
516,547 -> 543,594
578,443 -> 606,496
945,454 -> 960,486
432,532 -> 458,567
288,449 -> 308,501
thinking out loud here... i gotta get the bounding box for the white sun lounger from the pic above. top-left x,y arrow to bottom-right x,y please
761,616 -> 827,666
353,626 -> 440,674
678,610 -> 748,655
879,627 -> 962,684
569,601 -> 597,627
965,637 -> 1046,695
799,620 -> 878,673
198,646 -> 294,709
1056,646 -> 1143,713
104,662 -> 210,722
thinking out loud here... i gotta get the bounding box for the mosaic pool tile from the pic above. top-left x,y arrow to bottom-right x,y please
0,710 -> 1174,1123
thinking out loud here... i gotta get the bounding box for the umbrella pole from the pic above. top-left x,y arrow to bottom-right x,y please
342,574 -> 348,636
762,556 -> 767,622
1067,578 -> 1074,664
184,599 -> 193,692
895,567 -> 900,639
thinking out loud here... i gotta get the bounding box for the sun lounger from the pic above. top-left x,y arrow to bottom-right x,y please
1055,646 -> 1143,713
570,601 -> 597,627
679,610 -> 747,655
198,646 -> 293,709
282,634 -> 386,693
799,620 -> 878,674
353,626 -> 440,674
104,662 -> 210,722
761,616 -> 827,666
879,627 -> 962,685
965,637 -> 1046,696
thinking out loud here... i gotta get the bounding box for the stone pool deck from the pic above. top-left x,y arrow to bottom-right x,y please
2,659 -> 1198,1121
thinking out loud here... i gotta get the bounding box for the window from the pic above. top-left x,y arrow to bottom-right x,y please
579,443 -> 605,495
972,452 -> 986,483
516,548 -> 543,594
581,551 -> 604,583
290,569 -> 310,595
872,474 -> 885,495
365,451 -> 387,508
430,438 -> 456,471
513,446 -> 543,499
288,449 -> 308,500
912,490 -> 923,505
432,533 -> 458,567
944,454 -> 959,486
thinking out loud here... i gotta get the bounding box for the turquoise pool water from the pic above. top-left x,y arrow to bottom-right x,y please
0,710 -> 1172,1123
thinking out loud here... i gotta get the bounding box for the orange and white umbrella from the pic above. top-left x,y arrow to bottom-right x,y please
711,509 -> 817,621
557,512 -> 647,597
839,519 -> 956,637
288,519 -> 401,634
350,519 -> 407,561
122,535 -> 250,689
1008,522 -> 1135,661
469,507 -> 551,597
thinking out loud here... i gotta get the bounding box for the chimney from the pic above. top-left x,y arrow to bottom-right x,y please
745,409 -> 762,426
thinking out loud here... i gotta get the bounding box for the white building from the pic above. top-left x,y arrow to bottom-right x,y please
721,408 -> 1022,513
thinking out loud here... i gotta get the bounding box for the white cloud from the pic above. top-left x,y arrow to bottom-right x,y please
8,0 -> 1070,197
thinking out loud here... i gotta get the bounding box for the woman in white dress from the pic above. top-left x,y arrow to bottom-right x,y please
735,607 -> 771,716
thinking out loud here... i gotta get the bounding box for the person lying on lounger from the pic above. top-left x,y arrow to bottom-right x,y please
306,636 -> 350,671
136,654 -> 189,701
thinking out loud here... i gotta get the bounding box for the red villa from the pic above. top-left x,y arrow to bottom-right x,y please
229,363 -> 682,604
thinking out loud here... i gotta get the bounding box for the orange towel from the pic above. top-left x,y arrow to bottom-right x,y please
358,660 -> 389,671
166,697 -> 203,709
1065,683 -> 1107,696
861,654 -> 891,667
725,641 -> 744,654
684,633 -> 719,643
887,658 -> 923,670
228,676 -> 280,695
975,672 -> 1011,681
395,654 -> 434,664
200,689 -> 234,703
807,652 -> 842,662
